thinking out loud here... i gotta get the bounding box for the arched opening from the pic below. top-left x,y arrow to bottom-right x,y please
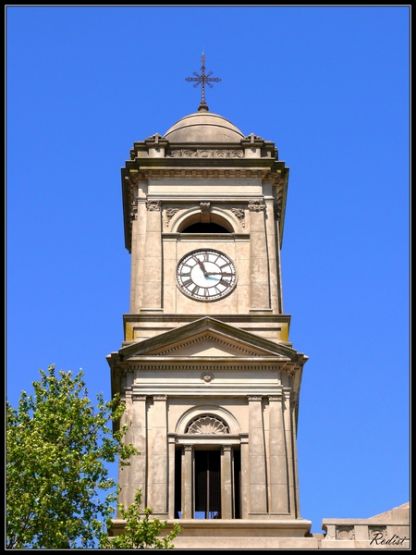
178,213 -> 234,233
181,222 -> 230,233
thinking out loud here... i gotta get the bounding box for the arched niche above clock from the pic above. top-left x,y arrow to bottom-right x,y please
177,212 -> 234,234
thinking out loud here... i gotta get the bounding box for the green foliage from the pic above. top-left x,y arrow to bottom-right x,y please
6,365 -> 136,549
100,491 -> 181,549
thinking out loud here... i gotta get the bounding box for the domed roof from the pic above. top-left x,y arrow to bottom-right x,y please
164,111 -> 244,143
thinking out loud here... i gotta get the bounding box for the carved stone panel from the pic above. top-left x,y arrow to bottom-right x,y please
335,526 -> 355,540
186,415 -> 229,435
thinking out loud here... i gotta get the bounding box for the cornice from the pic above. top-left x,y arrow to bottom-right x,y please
123,313 -> 292,323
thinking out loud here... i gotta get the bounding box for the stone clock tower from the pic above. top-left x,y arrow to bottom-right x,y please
107,63 -> 312,547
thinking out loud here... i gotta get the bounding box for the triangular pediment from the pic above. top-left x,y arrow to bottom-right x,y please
118,317 -> 306,362
143,330 -> 274,357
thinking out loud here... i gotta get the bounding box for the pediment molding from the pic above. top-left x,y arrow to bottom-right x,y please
116,317 -> 307,368
147,331 -> 272,358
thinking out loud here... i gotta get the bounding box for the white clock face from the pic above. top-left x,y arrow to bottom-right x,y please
177,249 -> 237,301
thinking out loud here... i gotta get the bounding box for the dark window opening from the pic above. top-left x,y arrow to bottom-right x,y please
181,222 -> 230,234
194,449 -> 221,519
174,447 -> 182,519
233,448 -> 241,519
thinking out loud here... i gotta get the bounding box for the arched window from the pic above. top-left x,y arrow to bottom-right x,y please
178,213 -> 233,233
186,415 -> 229,435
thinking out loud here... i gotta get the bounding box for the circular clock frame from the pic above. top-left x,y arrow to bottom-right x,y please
176,248 -> 237,302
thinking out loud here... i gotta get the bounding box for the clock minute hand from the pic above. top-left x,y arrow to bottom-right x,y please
194,257 -> 208,277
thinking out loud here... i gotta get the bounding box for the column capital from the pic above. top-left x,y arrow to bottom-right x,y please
146,199 -> 161,211
184,445 -> 193,453
248,199 -> 266,212
132,394 -> 147,402
247,395 -> 263,402
221,445 -> 232,454
153,394 -> 167,401
268,393 -> 283,402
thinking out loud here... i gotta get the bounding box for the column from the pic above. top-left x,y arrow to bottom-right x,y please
248,396 -> 268,515
129,394 -> 148,507
240,436 -> 249,519
168,437 -> 176,519
182,445 -> 193,519
147,395 -> 168,516
141,200 -> 162,310
221,446 -> 233,519
269,394 -> 289,514
248,200 -> 270,310
283,390 -> 296,516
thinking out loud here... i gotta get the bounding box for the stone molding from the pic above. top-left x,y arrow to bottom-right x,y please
164,207 -> 180,227
230,208 -> 246,228
148,333 -> 271,357
176,405 -> 240,435
138,168 -> 270,179
122,362 -> 287,372
166,148 -> 244,159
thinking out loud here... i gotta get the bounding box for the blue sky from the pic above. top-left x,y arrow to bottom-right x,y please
7,6 -> 409,532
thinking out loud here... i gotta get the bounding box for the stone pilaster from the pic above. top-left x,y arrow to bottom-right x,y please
147,395 -> 168,516
269,394 -> 289,514
283,390 -> 296,516
129,394 -> 148,507
182,445 -> 193,518
248,395 -> 268,515
168,436 -> 176,518
265,197 -> 279,313
132,198 -> 147,313
240,436 -> 249,519
274,199 -> 284,313
141,200 -> 162,310
117,391 -> 132,512
221,446 -> 233,519
291,392 -> 301,517
248,200 -> 270,310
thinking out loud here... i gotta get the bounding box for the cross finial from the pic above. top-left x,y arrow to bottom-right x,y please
185,52 -> 221,112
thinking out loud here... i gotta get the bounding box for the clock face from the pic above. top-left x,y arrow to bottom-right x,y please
177,249 -> 237,301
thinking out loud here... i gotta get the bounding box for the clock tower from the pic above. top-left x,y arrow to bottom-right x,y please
107,61 -> 311,548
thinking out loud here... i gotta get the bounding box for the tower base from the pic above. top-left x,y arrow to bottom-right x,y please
111,518 -> 315,549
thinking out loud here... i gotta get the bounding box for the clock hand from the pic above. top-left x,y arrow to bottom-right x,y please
194,257 -> 208,277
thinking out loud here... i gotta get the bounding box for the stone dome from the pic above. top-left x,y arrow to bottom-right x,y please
164,111 -> 244,143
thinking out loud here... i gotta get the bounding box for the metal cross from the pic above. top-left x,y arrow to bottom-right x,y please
185,52 -> 221,111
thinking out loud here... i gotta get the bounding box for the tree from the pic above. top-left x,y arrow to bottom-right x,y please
6,365 -> 136,549
100,491 -> 181,549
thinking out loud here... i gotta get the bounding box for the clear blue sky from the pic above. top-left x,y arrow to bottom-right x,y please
6,6 -> 409,533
